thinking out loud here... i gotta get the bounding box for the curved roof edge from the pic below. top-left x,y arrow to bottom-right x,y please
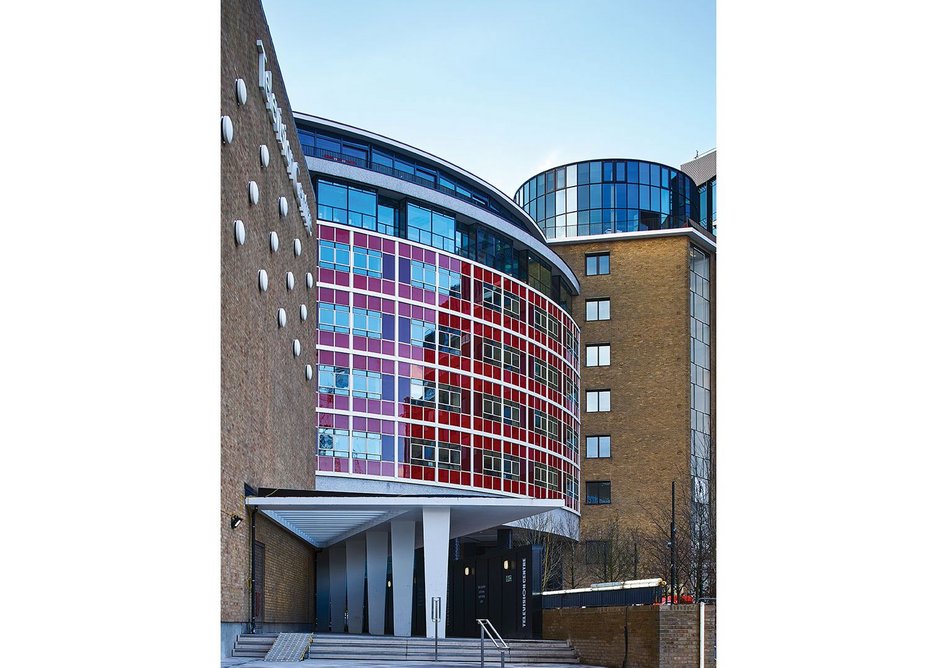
294,112 -> 547,242
516,157 -> 701,199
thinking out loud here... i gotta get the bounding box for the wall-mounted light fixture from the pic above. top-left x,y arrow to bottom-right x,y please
464,567 -> 470,576
259,144 -> 270,168
221,116 -> 234,144
279,196 -> 289,217
503,560 -> 510,570
231,515 -> 243,529
235,78 -> 247,105
387,579 -> 392,588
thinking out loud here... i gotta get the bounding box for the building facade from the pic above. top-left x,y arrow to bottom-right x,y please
515,160 -> 716,596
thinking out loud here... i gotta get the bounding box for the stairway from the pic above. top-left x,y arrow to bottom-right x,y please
232,632 -> 580,663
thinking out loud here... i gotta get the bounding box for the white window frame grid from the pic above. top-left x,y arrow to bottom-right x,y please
352,247 -> 382,278
438,383 -> 462,413
317,427 -> 350,457
586,390 -> 611,412
318,364 -> 350,395
586,344 -> 611,367
351,368 -> 382,399
352,307 -> 382,339
585,298 -> 611,321
351,430 -> 381,460
319,240 -> 351,272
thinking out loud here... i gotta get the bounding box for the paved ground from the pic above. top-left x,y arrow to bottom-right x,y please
222,660 -> 600,668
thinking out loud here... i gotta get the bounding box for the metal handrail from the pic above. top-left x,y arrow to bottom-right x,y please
476,618 -> 509,668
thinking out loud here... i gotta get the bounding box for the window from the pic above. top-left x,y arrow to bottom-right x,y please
482,339 -> 502,366
503,292 -> 522,318
411,318 -> 435,348
410,440 -> 460,470
482,451 -> 502,476
533,306 -> 549,335
482,283 -> 501,311
352,307 -> 382,339
438,327 -> 462,355
586,253 -> 610,276
586,481 -> 611,505
437,267 -> 462,298
351,431 -> 381,460
504,455 -> 521,480
566,425 -> 580,455
503,345 -> 522,372
532,411 -> 559,439
586,344 -> 611,367
410,260 -> 436,291
318,365 -> 350,395
352,247 -> 382,278
351,369 -> 382,399
547,315 -> 561,341
534,464 -> 560,491
586,390 -> 611,412
437,443 -> 461,470
586,435 -> 611,458
566,476 -> 579,502
318,428 -> 349,457
319,240 -> 351,272
482,395 -> 502,421
503,399 -> 522,426
410,439 -> 436,467
438,383 -> 462,412
585,299 -> 610,321
319,303 -> 350,334
410,378 -> 436,406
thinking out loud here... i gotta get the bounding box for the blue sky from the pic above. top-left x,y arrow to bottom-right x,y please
263,0 -> 714,196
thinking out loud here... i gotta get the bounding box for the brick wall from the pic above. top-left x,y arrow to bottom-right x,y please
550,236 -> 691,562
543,604 -> 715,668
254,514 -> 316,625
221,0 -> 318,625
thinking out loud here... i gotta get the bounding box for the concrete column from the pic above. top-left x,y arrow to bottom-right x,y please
422,506 -> 451,639
346,535 -> 367,634
366,530 -> 389,635
328,544 -> 347,633
315,552 -> 330,633
391,519 -> 415,636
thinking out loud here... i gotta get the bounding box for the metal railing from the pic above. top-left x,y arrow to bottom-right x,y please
476,618 -> 509,668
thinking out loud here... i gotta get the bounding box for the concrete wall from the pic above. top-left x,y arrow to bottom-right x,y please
543,604 -> 715,668
220,0 -> 318,641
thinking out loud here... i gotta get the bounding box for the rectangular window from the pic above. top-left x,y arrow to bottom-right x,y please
318,428 -> 350,458
437,443 -> 461,470
352,246 -> 382,278
532,410 -> 557,439
585,298 -> 611,321
482,339 -> 502,366
410,439 -> 436,467
437,267 -> 462,298
438,383 -> 462,413
586,481 -> 611,505
586,435 -> 611,458
352,307 -> 382,339
586,344 -> 611,367
482,394 -> 502,421
410,378 -> 436,406
533,307 -> 549,334
585,253 -> 610,276
548,315 -> 561,342
351,369 -> 382,399
503,345 -> 522,372
319,240 -> 351,272
438,326 -> 462,355
482,451 -> 502,476
351,431 -> 381,460
534,464 -> 560,491
482,283 -> 502,311
410,260 -> 436,291
504,455 -> 521,480
503,292 -> 522,318
319,303 -> 350,334
411,318 -> 435,349
318,365 -> 350,395
503,399 -> 522,426
586,390 -> 611,412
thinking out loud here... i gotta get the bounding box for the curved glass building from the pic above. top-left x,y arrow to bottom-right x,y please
296,114 -> 582,514
515,159 -> 707,240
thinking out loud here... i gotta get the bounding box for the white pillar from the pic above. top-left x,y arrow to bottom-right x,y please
346,535 -> 367,634
422,506 -> 451,639
391,519 -> 415,636
328,544 -> 347,633
366,530 -> 389,635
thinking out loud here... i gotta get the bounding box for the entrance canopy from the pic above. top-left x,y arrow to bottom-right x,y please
246,495 -> 564,549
